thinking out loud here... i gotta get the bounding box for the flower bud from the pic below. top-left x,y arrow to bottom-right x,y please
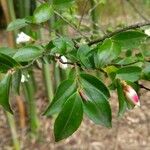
122,81 -> 140,106
145,28 -> 150,36
16,32 -> 33,44
21,74 -> 30,83
57,55 -> 68,69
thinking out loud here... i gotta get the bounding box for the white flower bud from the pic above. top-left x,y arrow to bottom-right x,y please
122,81 -> 140,106
58,55 -> 68,69
16,32 -> 32,44
144,28 -> 150,36
21,74 -> 30,83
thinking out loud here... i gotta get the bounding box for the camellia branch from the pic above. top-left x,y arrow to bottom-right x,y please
139,84 -> 150,91
125,0 -> 149,22
88,22 -> 150,46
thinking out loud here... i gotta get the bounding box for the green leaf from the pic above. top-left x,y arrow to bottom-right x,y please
12,70 -> 22,95
43,79 -> 77,116
54,93 -> 83,142
116,79 -> 127,117
112,31 -> 147,49
0,47 -> 15,57
95,39 -> 121,67
13,46 -> 43,62
83,88 -> 112,127
142,62 -> 150,80
53,0 -> 74,5
52,37 -> 74,54
116,66 -> 142,82
7,19 -> 28,31
80,73 -> 110,99
33,3 -> 53,24
0,74 -> 13,113
77,45 -> 94,68
0,53 -> 19,73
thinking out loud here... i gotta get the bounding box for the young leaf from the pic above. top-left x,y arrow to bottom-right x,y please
54,93 -> 83,142
7,18 -> 28,31
94,39 -> 121,67
116,79 -> 127,117
33,3 -> 53,24
52,37 -> 74,54
0,74 -> 13,113
83,88 -> 112,127
77,45 -> 94,68
0,47 -> 15,57
116,66 -> 142,82
43,79 -> 77,116
80,73 -> 110,99
13,46 -> 43,62
112,31 -> 147,49
0,53 -> 19,73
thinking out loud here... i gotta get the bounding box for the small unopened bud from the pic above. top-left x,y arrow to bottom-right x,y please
16,32 -> 33,44
122,81 -> 140,106
79,90 -> 89,101
21,74 -> 30,83
58,55 -> 68,69
145,28 -> 150,36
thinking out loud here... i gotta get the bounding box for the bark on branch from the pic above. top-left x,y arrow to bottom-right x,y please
88,22 -> 150,46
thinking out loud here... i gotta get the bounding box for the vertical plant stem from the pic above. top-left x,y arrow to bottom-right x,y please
89,0 -> 98,33
42,63 -> 54,102
54,63 -> 61,89
6,112 -> 20,150
23,79 -> 40,137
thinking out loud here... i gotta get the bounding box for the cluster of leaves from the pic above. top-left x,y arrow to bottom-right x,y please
1,1 -> 150,142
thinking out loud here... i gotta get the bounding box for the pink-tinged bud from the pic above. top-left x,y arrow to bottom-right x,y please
122,81 -> 140,106
79,90 -> 89,101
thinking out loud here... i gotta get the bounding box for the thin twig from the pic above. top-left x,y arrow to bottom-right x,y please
54,10 -> 89,41
78,0 -> 89,29
139,84 -> 150,91
125,0 -> 149,22
88,22 -> 150,46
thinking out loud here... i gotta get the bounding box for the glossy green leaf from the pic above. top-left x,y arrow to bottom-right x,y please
116,79 -> 127,117
33,3 -> 53,24
0,47 -> 15,57
95,39 -> 121,67
77,45 -> 94,68
54,93 -> 83,142
0,74 -> 13,113
112,31 -> 147,49
116,66 -> 142,82
0,53 -> 19,73
52,37 -> 74,54
83,88 -> 112,127
80,73 -> 110,99
13,46 -> 43,62
43,79 -> 77,116
7,18 -> 28,31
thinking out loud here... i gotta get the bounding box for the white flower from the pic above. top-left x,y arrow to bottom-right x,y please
122,82 -> 140,106
21,74 -> 30,83
16,32 -> 32,44
144,28 -> 150,36
57,55 -> 68,69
